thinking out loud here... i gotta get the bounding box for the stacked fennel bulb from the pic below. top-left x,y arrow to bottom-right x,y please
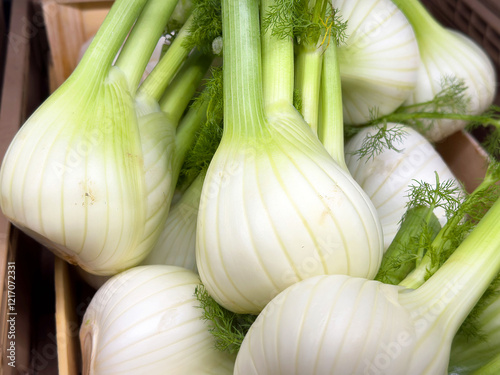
194,0 -> 385,315
234,197 -> 500,374
81,265 -> 235,374
345,124 -> 460,249
391,0 -> 497,142
334,0 -> 421,125
0,0 -> 205,276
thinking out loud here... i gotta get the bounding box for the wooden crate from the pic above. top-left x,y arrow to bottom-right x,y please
0,1 -> 495,374
1,1 -> 6,90
41,0 -> 113,91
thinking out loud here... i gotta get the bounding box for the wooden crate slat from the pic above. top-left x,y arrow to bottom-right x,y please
0,0 -> 32,369
79,2 -> 114,41
42,0 -> 112,90
55,258 -> 79,375
42,0 -> 86,89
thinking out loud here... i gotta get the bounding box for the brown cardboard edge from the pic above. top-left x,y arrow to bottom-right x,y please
435,130 -> 490,193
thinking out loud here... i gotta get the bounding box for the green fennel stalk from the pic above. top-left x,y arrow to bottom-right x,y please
375,206 -> 441,285
400,162 -> 500,289
318,20 -> 346,170
138,14 -> 196,101
473,354 -> 500,375
69,0 -> 148,85
114,0 -> 180,92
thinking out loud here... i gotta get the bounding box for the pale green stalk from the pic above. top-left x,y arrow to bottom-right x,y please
261,0 -> 294,107
366,111 -> 500,129
221,0 -> 265,140
295,45 -> 323,133
375,206 -> 441,285
294,0 -> 329,133
160,50 -> 213,124
390,0 -> 444,37
398,197 -> 500,373
400,173 -> 498,289
151,50 -> 213,188
114,0 -> 180,93
173,100 -> 209,187
72,0 -> 148,83
449,279 -> 500,373
472,353 -> 500,375
138,14 -> 196,101
318,41 -> 346,170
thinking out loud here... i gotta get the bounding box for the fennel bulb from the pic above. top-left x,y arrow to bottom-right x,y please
143,173 -> 204,272
391,0 -> 497,142
196,0 -> 383,315
80,265 -> 235,374
344,123 -> 459,249
235,196 -> 500,374
334,0 -> 420,125
0,0 -> 150,274
0,0 -> 205,275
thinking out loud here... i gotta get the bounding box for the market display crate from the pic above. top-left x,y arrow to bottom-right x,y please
0,0 -> 497,374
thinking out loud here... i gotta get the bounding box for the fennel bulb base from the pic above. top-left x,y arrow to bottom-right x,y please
80,265 -> 236,374
196,111 -> 383,314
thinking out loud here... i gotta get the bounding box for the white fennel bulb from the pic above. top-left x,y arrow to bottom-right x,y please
80,265 -> 235,374
0,0 -> 207,275
235,197 -> 500,374
392,0 -> 497,142
344,123 -> 459,249
334,0 -> 420,125
235,276 -> 415,375
0,0 -> 151,274
113,49 -> 210,272
143,173 -> 204,272
196,0 -> 383,315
